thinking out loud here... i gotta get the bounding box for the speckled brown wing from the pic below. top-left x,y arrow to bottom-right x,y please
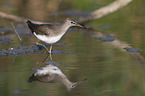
28,73 -> 54,83
30,24 -> 51,35
28,73 -> 60,83
32,24 -> 61,36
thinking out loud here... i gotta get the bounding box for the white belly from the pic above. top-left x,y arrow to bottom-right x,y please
33,32 -> 62,44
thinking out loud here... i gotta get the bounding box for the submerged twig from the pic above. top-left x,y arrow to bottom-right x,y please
11,23 -> 23,43
75,28 -> 145,64
12,55 -> 17,64
0,12 -> 27,23
0,12 -> 51,24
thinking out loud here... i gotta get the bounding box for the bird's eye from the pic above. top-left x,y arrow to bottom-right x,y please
53,68 -> 57,70
71,22 -> 75,24
72,84 -> 76,87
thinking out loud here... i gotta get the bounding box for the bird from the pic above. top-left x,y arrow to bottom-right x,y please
26,18 -> 85,54
28,64 -> 87,91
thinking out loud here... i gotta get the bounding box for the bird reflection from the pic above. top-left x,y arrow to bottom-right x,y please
28,64 -> 87,91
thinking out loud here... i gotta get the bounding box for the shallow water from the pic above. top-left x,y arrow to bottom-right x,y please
0,0 -> 145,96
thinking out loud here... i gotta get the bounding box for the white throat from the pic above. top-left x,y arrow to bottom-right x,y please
34,65 -> 63,76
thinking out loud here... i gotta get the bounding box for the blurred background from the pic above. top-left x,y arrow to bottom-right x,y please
0,0 -> 145,96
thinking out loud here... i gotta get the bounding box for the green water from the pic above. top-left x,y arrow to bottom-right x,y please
0,0 -> 145,96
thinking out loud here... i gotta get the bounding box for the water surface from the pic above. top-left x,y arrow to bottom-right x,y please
0,0 -> 145,96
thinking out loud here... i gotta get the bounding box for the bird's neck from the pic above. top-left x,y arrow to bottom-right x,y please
58,22 -> 71,35
58,74 -> 73,90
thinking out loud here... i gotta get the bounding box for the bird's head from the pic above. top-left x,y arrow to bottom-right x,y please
26,20 -> 32,24
26,20 -> 35,27
65,18 -> 86,28
67,78 -> 87,92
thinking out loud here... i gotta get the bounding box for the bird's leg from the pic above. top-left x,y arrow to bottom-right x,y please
36,54 -> 52,64
49,53 -> 52,60
48,45 -> 53,60
36,41 -> 50,53
49,44 -> 53,54
35,41 -> 53,60
42,54 -> 52,62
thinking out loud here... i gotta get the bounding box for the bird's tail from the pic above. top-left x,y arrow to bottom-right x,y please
27,74 -> 38,83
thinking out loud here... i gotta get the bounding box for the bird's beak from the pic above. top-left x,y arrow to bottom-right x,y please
77,24 -> 87,29
77,78 -> 87,85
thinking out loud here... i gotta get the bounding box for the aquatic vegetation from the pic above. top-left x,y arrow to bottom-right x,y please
0,43 -> 74,56
0,45 -> 38,56
62,10 -> 90,17
124,47 -> 140,53
51,10 -> 90,17
0,37 -> 11,43
46,61 -> 60,66
36,43 -> 65,50
94,34 -> 115,42
100,25 -> 113,29
12,89 -> 22,95
52,49 -> 75,54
